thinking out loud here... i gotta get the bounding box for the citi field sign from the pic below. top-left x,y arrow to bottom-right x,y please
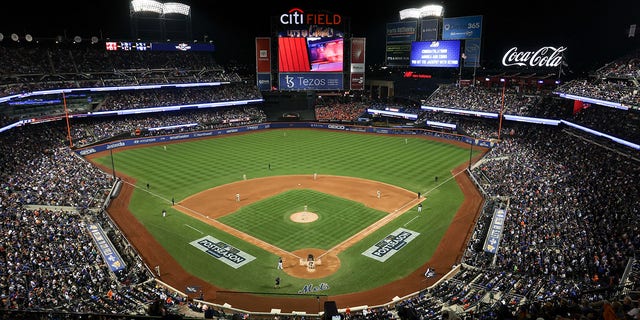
280,7 -> 342,25
501,46 -> 566,67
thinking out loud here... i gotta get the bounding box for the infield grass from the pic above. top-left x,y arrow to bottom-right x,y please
92,129 -> 479,295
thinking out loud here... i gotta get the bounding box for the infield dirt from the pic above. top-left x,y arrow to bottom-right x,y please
91,134 -> 486,313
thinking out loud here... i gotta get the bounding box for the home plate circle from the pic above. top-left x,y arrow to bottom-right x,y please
290,211 -> 318,223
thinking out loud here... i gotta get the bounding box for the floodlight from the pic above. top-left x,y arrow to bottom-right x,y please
131,0 -> 163,14
74,36 -> 82,43
399,8 -> 420,20
419,5 -> 443,17
400,4 -> 443,20
25,34 -> 33,42
163,2 -> 190,15
11,33 -> 19,41
0,33 -> 4,41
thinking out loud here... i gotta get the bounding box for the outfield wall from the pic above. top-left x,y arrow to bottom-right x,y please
74,122 -> 495,156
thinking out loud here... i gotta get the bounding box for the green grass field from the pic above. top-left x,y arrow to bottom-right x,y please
219,189 -> 388,251
92,129 -> 478,295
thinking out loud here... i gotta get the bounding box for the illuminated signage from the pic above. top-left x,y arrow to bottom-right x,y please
105,41 -> 215,52
105,41 -> 150,51
442,15 -> 483,40
280,8 -> 342,26
175,43 -> 192,51
403,71 -> 432,79
502,46 -> 566,67
278,73 -> 343,91
409,40 -> 460,68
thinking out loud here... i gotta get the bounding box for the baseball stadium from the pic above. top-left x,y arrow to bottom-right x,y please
1,1 -> 639,320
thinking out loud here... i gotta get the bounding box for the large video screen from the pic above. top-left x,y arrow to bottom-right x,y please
308,37 -> 344,71
278,37 -> 344,72
409,40 -> 460,68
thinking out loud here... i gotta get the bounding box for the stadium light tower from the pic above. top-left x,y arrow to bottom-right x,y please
162,2 -> 190,16
399,4 -> 443,20
130,0 -> 192,41
131,0 -> 164,14
399,4 -> 444,43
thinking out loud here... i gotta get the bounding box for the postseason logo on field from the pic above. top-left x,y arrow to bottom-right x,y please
190,236 -> 255,269
362,228 -> 420,262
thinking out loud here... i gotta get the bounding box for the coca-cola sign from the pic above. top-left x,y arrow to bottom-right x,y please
501,46 -> 566,67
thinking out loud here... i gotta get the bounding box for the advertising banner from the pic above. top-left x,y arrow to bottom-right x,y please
362,228 -> 420,262
483,208 -> 506,254
278,73 -> 343,91
190,236 -> 255,269
256,73 -> 272,92
386,43 -> 412,67
350,38 -> 366,90
386,21 -> 418,44
442,15 -> 483,40
88,223 -> 126,272
410,40 -> 460,68
255,37 -> 272,91
255,37 -> 271,73
150,42 -> 215,52
463,38 -> 482,68
75,122 -> 495,157
106,42 -> 215,52
420,19 -> 439,41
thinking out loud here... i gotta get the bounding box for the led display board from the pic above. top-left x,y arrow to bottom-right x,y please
409,40 -> 460,68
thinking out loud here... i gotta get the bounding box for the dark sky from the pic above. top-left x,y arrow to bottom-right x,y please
1,0 -> 638,73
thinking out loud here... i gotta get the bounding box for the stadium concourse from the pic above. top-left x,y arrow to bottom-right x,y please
0,42 -> 639,320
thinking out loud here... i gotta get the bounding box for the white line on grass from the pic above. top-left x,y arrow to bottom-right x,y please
184,224 -> 204,234
122,179 -> 296,259
319,168 -> 468,260
404,216 -> 419,227
122,180 -> 174,205
120,167 -> 466,262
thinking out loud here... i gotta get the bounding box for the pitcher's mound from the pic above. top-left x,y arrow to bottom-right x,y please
290,211 -> 318,223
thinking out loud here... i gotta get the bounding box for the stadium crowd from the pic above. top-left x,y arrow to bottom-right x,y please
1,41 -> 639,320
0,123 -> 189,318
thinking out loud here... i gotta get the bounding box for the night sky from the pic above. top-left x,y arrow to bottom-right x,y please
1,0 -> 638,73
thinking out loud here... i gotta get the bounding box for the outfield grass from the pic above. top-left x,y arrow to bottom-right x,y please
92,129 -> 478,295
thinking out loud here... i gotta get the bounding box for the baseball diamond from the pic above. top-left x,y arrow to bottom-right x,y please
88,127 -> 487,313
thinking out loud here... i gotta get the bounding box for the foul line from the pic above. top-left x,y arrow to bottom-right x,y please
120,180 -> 299,259
404,216 -> 419,227
318,168 -> 466,260
120,170 -> 465,262
184,224 -> 204,234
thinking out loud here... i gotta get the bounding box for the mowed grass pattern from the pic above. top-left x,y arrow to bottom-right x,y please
92,128 -> 479,295
219,189 -> 387,251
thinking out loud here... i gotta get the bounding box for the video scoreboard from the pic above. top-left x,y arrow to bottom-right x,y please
105,41 -> 215,52
105,41 -> 151,51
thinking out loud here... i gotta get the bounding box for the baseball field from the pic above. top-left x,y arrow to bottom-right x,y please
88,128 -> 485,313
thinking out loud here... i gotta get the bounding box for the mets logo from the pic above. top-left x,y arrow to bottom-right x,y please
175,43 -> 192,51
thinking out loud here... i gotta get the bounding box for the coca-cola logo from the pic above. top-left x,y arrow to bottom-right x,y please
501,46 -> 566,67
